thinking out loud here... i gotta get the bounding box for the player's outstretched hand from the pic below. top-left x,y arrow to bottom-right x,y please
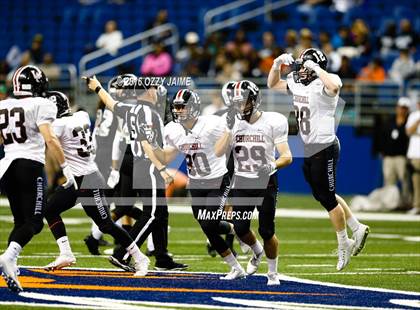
62,163 -> 78,190
273,53 -> 294,69
82,75 -> 102,92
257,162 -> 277,177
226,107 -> 236,130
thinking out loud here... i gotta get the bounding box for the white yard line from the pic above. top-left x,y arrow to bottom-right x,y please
1,201 -> 419,222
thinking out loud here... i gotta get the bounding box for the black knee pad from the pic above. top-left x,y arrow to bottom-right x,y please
258,225 -> 274,240
32,219 -> 44,235
233,220 -> 251,238
98,220 -> 115,234
199,220 -> 219,235
318,193 -> 338,212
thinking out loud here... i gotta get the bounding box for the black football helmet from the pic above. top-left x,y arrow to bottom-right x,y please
171,89 -> 200,123
47,91 -> 71,118
293,48 -> 328,86
107,73 -> 137,100
231,80 -> 261,122
221,80 -> 237,106
12,65 -> 48,97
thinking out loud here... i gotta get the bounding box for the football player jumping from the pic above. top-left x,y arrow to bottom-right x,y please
42,91 -> 149,277
0,66 -> 76,292
267,48 -> 370,271
215,80 -> 293,285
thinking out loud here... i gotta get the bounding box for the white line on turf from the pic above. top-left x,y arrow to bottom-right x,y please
288,271 -> 420,276
288,264 -> 335,268
1,202 -> 419,222
371,233 -> 420,242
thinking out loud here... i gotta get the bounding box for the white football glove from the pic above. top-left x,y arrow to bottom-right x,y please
107,169 -> 120,189
61,163 -> 78,190
273,53 -> 294,69
157,85 -> 167,97
303,60 -> 321,74
257,161 -> 277,177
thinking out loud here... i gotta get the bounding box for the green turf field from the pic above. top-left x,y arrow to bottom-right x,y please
0,194 -> 419,297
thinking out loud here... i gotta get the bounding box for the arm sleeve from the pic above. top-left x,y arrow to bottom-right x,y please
51,121 -> 64,138
273,114 -> 289,144
209,116 -> 226,140
112,128 -> 122,161
163,123 -> 177,149
35,98 -> 57,126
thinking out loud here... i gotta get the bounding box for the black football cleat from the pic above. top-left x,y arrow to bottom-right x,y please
154,260 -> 188,271
108,255 -> 135,272
84,235 -> 100,255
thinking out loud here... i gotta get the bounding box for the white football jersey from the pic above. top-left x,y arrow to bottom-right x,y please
0,97 -> 56,178
165,115 -> 227,179
287,72 -> 342,144
52,111 -> 97,177
230,111 -> 288,179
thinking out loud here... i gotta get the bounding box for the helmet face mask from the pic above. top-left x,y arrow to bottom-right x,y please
171,89 -> 200,123
231,80 -> 260,122
293,48 -> 328,86
13,65 -> 49,97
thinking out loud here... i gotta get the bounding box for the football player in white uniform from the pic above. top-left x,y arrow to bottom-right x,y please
141,89 -> 246,279
42,91 -> 149,276
0,66 -> 76,292
267,48 -> 370,270
215,80 -> 293,285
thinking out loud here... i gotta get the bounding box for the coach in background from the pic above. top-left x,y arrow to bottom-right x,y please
406,100 -> 420,215
373,97 -> 410,207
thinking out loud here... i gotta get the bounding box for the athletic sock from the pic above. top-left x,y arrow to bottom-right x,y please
91,223 -> 103,240
147,234 -> 155,252
2,241 -> 22,262
336,228 -> 350,246
223,253 -> 242,269
57,236 -> 73,256
250,240 -> 263,255
267,257 -> 278,273
347,216 -> 361,233
126,242 -> 147,262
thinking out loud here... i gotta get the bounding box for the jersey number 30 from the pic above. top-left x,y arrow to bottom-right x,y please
186,152 -> 211,177
0,108 -> 27,144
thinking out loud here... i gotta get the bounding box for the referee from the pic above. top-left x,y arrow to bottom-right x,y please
84,75 -> 187,271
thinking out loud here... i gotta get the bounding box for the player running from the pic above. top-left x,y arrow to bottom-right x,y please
215,80 -> 293,285
0,66 -> 76,292
267,48 -> 370,271
42,91 -> 149,276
